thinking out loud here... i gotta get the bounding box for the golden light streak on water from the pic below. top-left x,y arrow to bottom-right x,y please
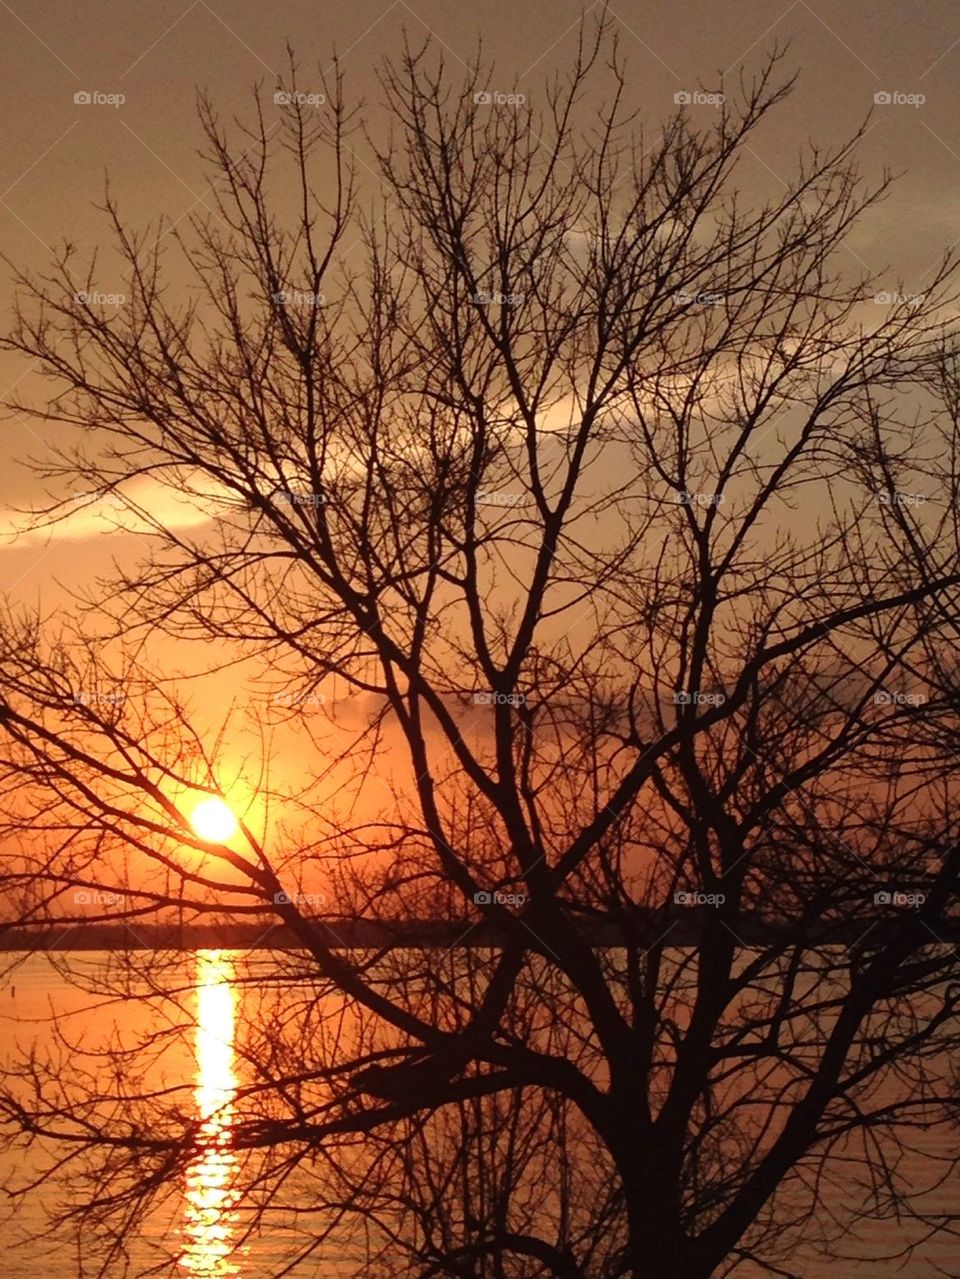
180,950 -> 241,1277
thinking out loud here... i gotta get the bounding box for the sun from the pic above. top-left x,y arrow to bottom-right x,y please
189,795 -> 239,843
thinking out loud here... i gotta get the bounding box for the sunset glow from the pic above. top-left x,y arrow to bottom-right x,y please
2,7 -> 960,1277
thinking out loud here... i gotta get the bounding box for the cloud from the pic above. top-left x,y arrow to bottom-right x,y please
0,475 -> 232,549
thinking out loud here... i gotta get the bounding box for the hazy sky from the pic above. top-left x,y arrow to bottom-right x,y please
1,0 -> 959,598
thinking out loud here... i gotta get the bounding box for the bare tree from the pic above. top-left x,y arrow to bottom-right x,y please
1,20 -> 960,1279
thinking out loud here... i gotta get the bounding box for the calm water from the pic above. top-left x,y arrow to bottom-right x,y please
0,951 -> 360,1279
0,951 -> 956,1278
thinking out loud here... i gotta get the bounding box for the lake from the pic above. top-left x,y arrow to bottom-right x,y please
0,950 -> 956,1278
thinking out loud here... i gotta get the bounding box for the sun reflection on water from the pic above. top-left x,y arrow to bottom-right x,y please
181,949 -> 240,1277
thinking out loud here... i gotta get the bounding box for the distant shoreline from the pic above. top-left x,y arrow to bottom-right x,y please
1,913 -> 954,951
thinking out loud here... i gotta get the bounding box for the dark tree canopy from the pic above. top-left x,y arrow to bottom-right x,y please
1,22 -> 960,1279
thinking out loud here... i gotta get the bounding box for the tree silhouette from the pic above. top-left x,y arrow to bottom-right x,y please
1,20 -> 960,1279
